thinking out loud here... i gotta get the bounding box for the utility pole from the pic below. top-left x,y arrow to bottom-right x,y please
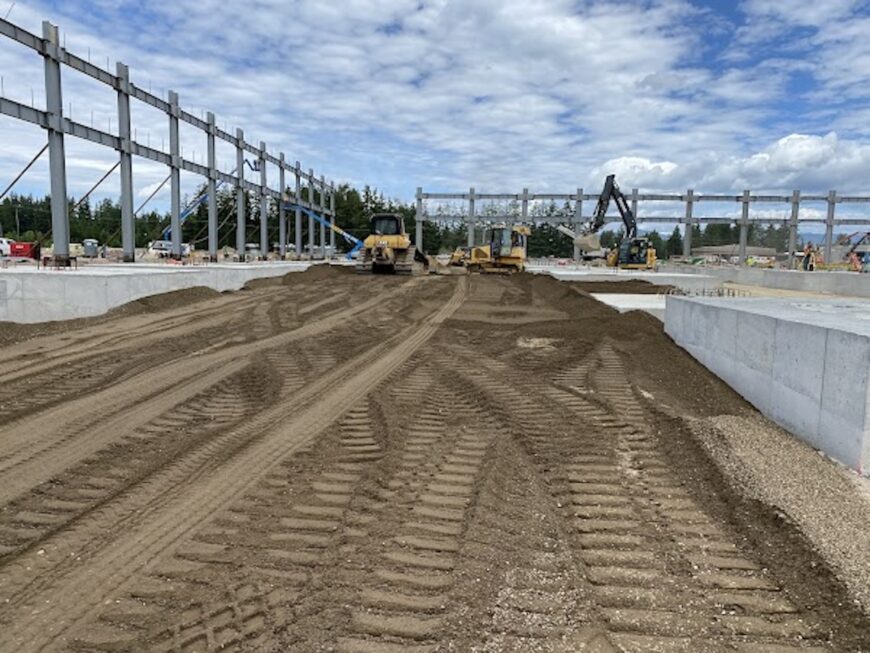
15,204 -> 20,238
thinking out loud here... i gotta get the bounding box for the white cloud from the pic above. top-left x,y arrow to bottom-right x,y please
0,0 -> 869,217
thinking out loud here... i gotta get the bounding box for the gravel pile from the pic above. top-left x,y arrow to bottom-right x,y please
692,413 -> 870,616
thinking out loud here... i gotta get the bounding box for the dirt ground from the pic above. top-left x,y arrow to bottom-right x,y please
0,267 -> 867,652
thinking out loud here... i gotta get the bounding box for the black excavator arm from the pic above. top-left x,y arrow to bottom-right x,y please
585,174 -> 637,240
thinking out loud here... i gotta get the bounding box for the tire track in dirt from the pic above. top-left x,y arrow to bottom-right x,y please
0,276 -> 466,652
0,284 -> 417,492
440,338 -> 835,651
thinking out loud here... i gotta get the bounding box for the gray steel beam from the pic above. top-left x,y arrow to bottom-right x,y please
235,128 -> 246,258
168,90 -> 182,259
788,190 -> 800,268
573,188 -> 581,261
319,174 -> 326,258
329,183 -> 336,252
259,141 -> 268,259
467,187 -> 476,247
294,161 -> 302,258
631,188 -> 639,223
207,112 -> 218,260
825,190 -> 836,263
415,186 -> 423,252
738,189 -> 750,265
0,97 -> 46,126
308,168 -> 315,259
42,22 -> 69,261
683,190 -> 694,257
278,153 -> 286,258
115,62 -> 135,262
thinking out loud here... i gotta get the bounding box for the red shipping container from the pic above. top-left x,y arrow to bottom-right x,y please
10,242 -> 40,259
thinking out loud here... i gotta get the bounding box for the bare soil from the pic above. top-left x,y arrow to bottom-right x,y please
0,269 -> 866,652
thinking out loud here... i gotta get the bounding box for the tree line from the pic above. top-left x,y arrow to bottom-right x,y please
0,185 -> 792,258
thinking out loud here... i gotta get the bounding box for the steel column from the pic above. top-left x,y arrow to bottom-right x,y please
294,161 -> 302,258
467,187 -> 476,247
278,153 -> 286,258
168,90 -> 182,259
825,190 -> 836,263
683,190 -> 694,257
738,189 -> 750,265
114,62 -> 135,262
573,188 -> 582,261
259,141 -> 268,259
788,190 -> 800,268
319,174 -> 326,258
206,112 -> 218,260
308,168 -> 315,259
235,128 -> 246,258
42,22 -> 69,261
329,183 -> 336,252
415,186 -> 423,252
631,188 -> 639,221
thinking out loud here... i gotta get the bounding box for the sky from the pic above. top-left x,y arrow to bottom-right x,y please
2,0 -> 870,222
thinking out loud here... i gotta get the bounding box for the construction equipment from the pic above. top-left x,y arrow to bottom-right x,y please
574,174 -> 656,269
284,202 -> 364,260
451,225 -> 530,273
555,224 -> 607,260
357,213 -> 421,274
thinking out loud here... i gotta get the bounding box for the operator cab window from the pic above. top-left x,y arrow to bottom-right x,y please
373,217 -> 400,235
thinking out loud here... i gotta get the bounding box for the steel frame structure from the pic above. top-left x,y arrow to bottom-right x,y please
415,187 -> 870,264
0,18 -> 336,262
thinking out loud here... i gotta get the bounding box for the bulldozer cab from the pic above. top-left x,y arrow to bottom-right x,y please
488,226 -> 528,258
371,214 -> 405,236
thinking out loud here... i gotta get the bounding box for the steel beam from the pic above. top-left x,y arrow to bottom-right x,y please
467,187 -> 476,247
42,22 -> 69,261
788,190 -> 800,269
573,188 -> 582,261
319,174 -> 326,258
415,186 -> 423,252
236,128 -> 246,258
738,189 -> 750,265
329,183 -> 336,252
259,141 -> 268,259
115,62 -> 135,262
825,190 -> 836,263
294,161 -> 302,258
278,154 -> 286,258
206,112 -> 218,260
683,190 -> 694,257
308,168 -> 315,259
168,90 -> 182,259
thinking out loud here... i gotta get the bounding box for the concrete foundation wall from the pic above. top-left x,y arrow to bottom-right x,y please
0,262 -> 310,324
662,265 -> 870,298
665,296 -> 870,475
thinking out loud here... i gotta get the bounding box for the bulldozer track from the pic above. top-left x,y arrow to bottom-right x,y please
0,269 -> 865,652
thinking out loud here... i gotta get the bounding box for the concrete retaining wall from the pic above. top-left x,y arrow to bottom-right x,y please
662,265 -> 870,298
0,262 -> 310,323
665,296 -> 870,475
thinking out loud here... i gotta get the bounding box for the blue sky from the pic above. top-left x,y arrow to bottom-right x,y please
2,0 -> 870,221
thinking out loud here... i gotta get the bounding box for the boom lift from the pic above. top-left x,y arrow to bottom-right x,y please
575,174 -> 656,269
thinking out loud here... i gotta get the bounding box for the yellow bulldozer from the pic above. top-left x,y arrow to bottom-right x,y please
450,225 -> 530,273
356,213 -> 423,274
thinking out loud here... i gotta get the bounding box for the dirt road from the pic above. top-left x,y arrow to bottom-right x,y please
0,267 -> 866,652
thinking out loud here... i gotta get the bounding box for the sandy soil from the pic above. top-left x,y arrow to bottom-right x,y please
0,268 -> 866,652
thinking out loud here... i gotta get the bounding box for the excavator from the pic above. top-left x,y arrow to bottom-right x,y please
570,174 -> 656,269
356,212 -> 424,274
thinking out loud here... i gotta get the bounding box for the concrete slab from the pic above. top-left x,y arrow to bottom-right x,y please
665,295 -> 870,475
590,293 -> 666,321
528,264 -> 721,293
0,262 -> 311,324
